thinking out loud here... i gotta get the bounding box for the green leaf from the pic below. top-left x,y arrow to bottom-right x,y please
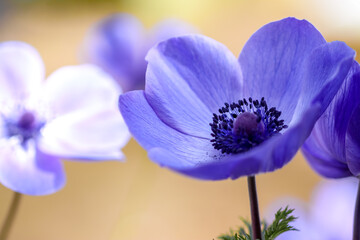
264,206 -> 298,240
216,206 -> 297,240
217,218 -> 255,240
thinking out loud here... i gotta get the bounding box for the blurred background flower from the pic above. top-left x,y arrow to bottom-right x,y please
82,13 -> 196,91
0,41 -> 130,195
266,178 -> 357,240
0,0 -> 359,239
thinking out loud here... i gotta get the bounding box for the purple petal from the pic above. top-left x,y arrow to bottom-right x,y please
121,90 -> 326,179
302,62 -> 360,178
295,41 -> 356,118
148,148 -> 238,180
39,106 -> 130,161
82,13 -> 146,91
315,62 -> 360,161
120,90 -> 255,180
119,90 -> 218,165
346,103 -> 360,176
344,67 -> 360,176
0,140 -> 65,195
0,41 -> 44,104
148,104 -> 323,179
239,17 -> 326,123
145,35 -> 243,139
42,64 -> 121,116
302,130 -> 352,178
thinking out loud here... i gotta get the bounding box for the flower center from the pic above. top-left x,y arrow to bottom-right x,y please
4,111 -> 44,145
232,112 -> 265,137
209,97 -> 287,154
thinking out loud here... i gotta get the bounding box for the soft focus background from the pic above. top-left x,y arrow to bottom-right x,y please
0,0 -> 360,239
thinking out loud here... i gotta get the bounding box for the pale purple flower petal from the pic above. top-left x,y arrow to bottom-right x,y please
40,106 -> 130,161
42,64 -> 122,116
0,41 -> 44,104
40,64 -> 130,160
0,139 -> 65,195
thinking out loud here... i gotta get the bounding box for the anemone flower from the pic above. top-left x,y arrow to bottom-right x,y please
302,61 -> 360,178
266,178 -> 357,240
119,17 -> 354,240
82,13 -> 196,92
119,17 -> 355,181
0,41 -> 130,196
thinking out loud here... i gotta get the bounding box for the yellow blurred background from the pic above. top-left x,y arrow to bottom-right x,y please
0,0 -> 359,239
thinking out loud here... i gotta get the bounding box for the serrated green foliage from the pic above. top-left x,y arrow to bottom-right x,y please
264,206 -> 298,240
217,206 -> 297,240
217,219 -> 265,240
218,227 -> 251,240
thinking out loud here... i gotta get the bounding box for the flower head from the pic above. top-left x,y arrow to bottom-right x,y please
0,41 -> 130,195
119,17 -> 355,180
302,61 -> 360,178
82,13 -> 196,92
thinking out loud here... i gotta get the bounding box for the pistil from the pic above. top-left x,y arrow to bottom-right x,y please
210,97 -> 287,154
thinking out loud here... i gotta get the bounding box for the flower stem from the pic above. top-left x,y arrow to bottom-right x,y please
0,192 -> 22,240
247,176 -> 262,240
353,179 -> 360,240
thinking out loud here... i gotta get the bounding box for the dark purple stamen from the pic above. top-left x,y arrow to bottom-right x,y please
210,97 -> 288,154
5,111 -> 43,144
17,112 -> 36,130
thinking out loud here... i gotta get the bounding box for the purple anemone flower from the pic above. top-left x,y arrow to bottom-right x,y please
82,13 -> 197,92
266,178 -> 357,240
0,41 -> 130,195
302,61 -> 360,178
119,17 -> 355,180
